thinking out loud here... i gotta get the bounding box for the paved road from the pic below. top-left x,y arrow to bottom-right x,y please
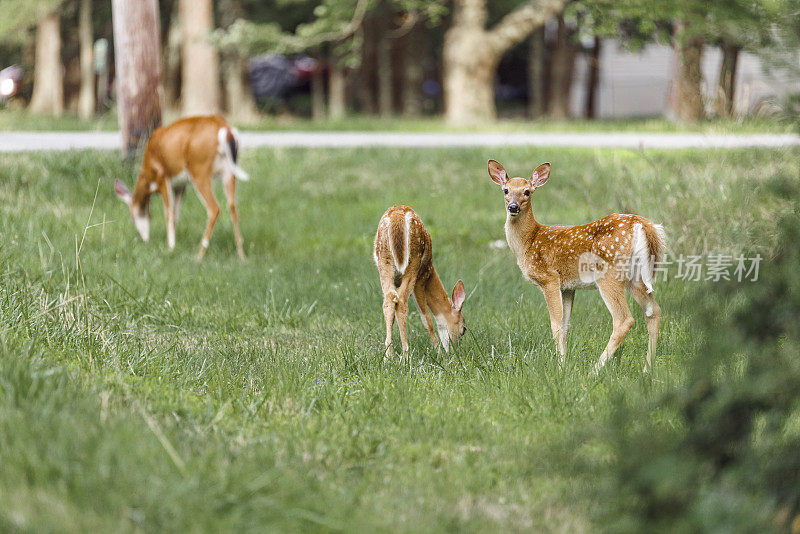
1,130 -> 799,152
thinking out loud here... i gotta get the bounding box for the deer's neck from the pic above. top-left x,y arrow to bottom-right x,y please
424,266 -> 452,318
424,266 -> 455,351
505,210 -> 541,262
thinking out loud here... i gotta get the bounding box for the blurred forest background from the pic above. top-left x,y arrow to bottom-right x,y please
1,0 -> 799,137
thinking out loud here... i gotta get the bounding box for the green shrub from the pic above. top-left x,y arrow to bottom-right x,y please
603,200 -> 800,532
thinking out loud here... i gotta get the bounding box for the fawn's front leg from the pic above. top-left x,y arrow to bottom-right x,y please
540,282 -> 564,356
413,286 -> 438,348
560,289 -> 575,360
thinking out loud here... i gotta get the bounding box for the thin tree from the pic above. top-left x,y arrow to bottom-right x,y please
180,0 -> 221,115
29,9 -> 64,116
77,0 -> 95,119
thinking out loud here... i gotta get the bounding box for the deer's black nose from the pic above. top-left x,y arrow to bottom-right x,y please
508,203 -> 520,214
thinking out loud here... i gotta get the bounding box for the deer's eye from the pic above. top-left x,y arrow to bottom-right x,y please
503,189 -> 509,195
524,190 -> 530,196
461,326 -> 467,335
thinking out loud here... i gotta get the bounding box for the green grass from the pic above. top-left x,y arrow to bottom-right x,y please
0,107 -> 796,133
0,146 -> 797,531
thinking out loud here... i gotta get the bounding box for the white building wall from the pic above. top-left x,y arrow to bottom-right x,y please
569,39 -> 800,118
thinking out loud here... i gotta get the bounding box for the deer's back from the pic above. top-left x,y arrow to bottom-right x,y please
374,206 -> 433,284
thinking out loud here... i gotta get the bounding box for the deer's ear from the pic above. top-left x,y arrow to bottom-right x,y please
531,162 -> 551,189
114,178 -> 132,205
488,159 -> 507,185
452,280 -> 466,311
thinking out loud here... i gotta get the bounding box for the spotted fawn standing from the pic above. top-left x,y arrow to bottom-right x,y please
374,206 -> 466,358
487,160 -> 666,372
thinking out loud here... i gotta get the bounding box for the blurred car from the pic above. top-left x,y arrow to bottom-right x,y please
0,65 -> 22,104
248,54 -> 319,104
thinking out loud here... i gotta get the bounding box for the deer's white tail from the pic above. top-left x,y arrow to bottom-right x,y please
629,222 -> 666,294
387,211 -> 412,274
217,127 -> 249,181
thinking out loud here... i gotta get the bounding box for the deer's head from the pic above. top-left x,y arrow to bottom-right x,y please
487,160 -> 550,219
114,178 -> 152,242
439,280 -> 467,351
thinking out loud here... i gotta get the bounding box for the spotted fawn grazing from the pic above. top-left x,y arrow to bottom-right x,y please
114,115 -> 249,261
374,206 -> 466,358
487,160 -> 666,373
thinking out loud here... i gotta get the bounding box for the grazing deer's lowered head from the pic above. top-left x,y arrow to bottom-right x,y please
114,177 -> 153,242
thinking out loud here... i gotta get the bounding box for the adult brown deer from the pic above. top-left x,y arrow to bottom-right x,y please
487,159 -> 666,373
114,115 -> 249,260
374,205 -> 466,358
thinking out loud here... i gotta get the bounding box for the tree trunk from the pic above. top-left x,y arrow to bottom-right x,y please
163,0 -> 182,111
377,30 -> 393,116
528,27 -> 545,118
180,0 -> 221,115
111,0 -> 162,156
443,1 -> 496,123
670,25 -> 705,123
224,56 -> 258,122
29,12 -> 63,116
218,0 -> 258,122
401,24 -> 424,117
329,60 -> 346,119
78,0 -> 95,119
95,38 -> 110,112
713,41 -> 739,118
358,18 -> 377,114
311,64 -> 326,120
548,16 -> 576,119
584,36 -> 601,119
443,0 -> 566,124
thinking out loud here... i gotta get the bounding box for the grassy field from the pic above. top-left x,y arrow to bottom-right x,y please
0,145 -> 797,531
1,107 -> 797,133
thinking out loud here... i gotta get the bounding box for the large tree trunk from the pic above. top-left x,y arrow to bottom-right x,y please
713,41 -> 739,118
78,0 -> 95,119
328,59 -> 347,119
443,1 -> 495,124
528,27 -> 545,119
584,36 -> 601,119
29,12 -> 63,116
401,24 -> 424,117
670,26 -> 705,123
162,0 -> 182,112
377,30 -> 393,116
111,0 -> 162,156
547,16 -> 576,119
443,0 -> 566,124
180,0 -> 221,115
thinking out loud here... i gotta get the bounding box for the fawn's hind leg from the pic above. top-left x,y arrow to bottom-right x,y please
394,258 -> 421,358
594,276 -> 634,374
377,261 -> 399,357
628,281 -> 661,372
